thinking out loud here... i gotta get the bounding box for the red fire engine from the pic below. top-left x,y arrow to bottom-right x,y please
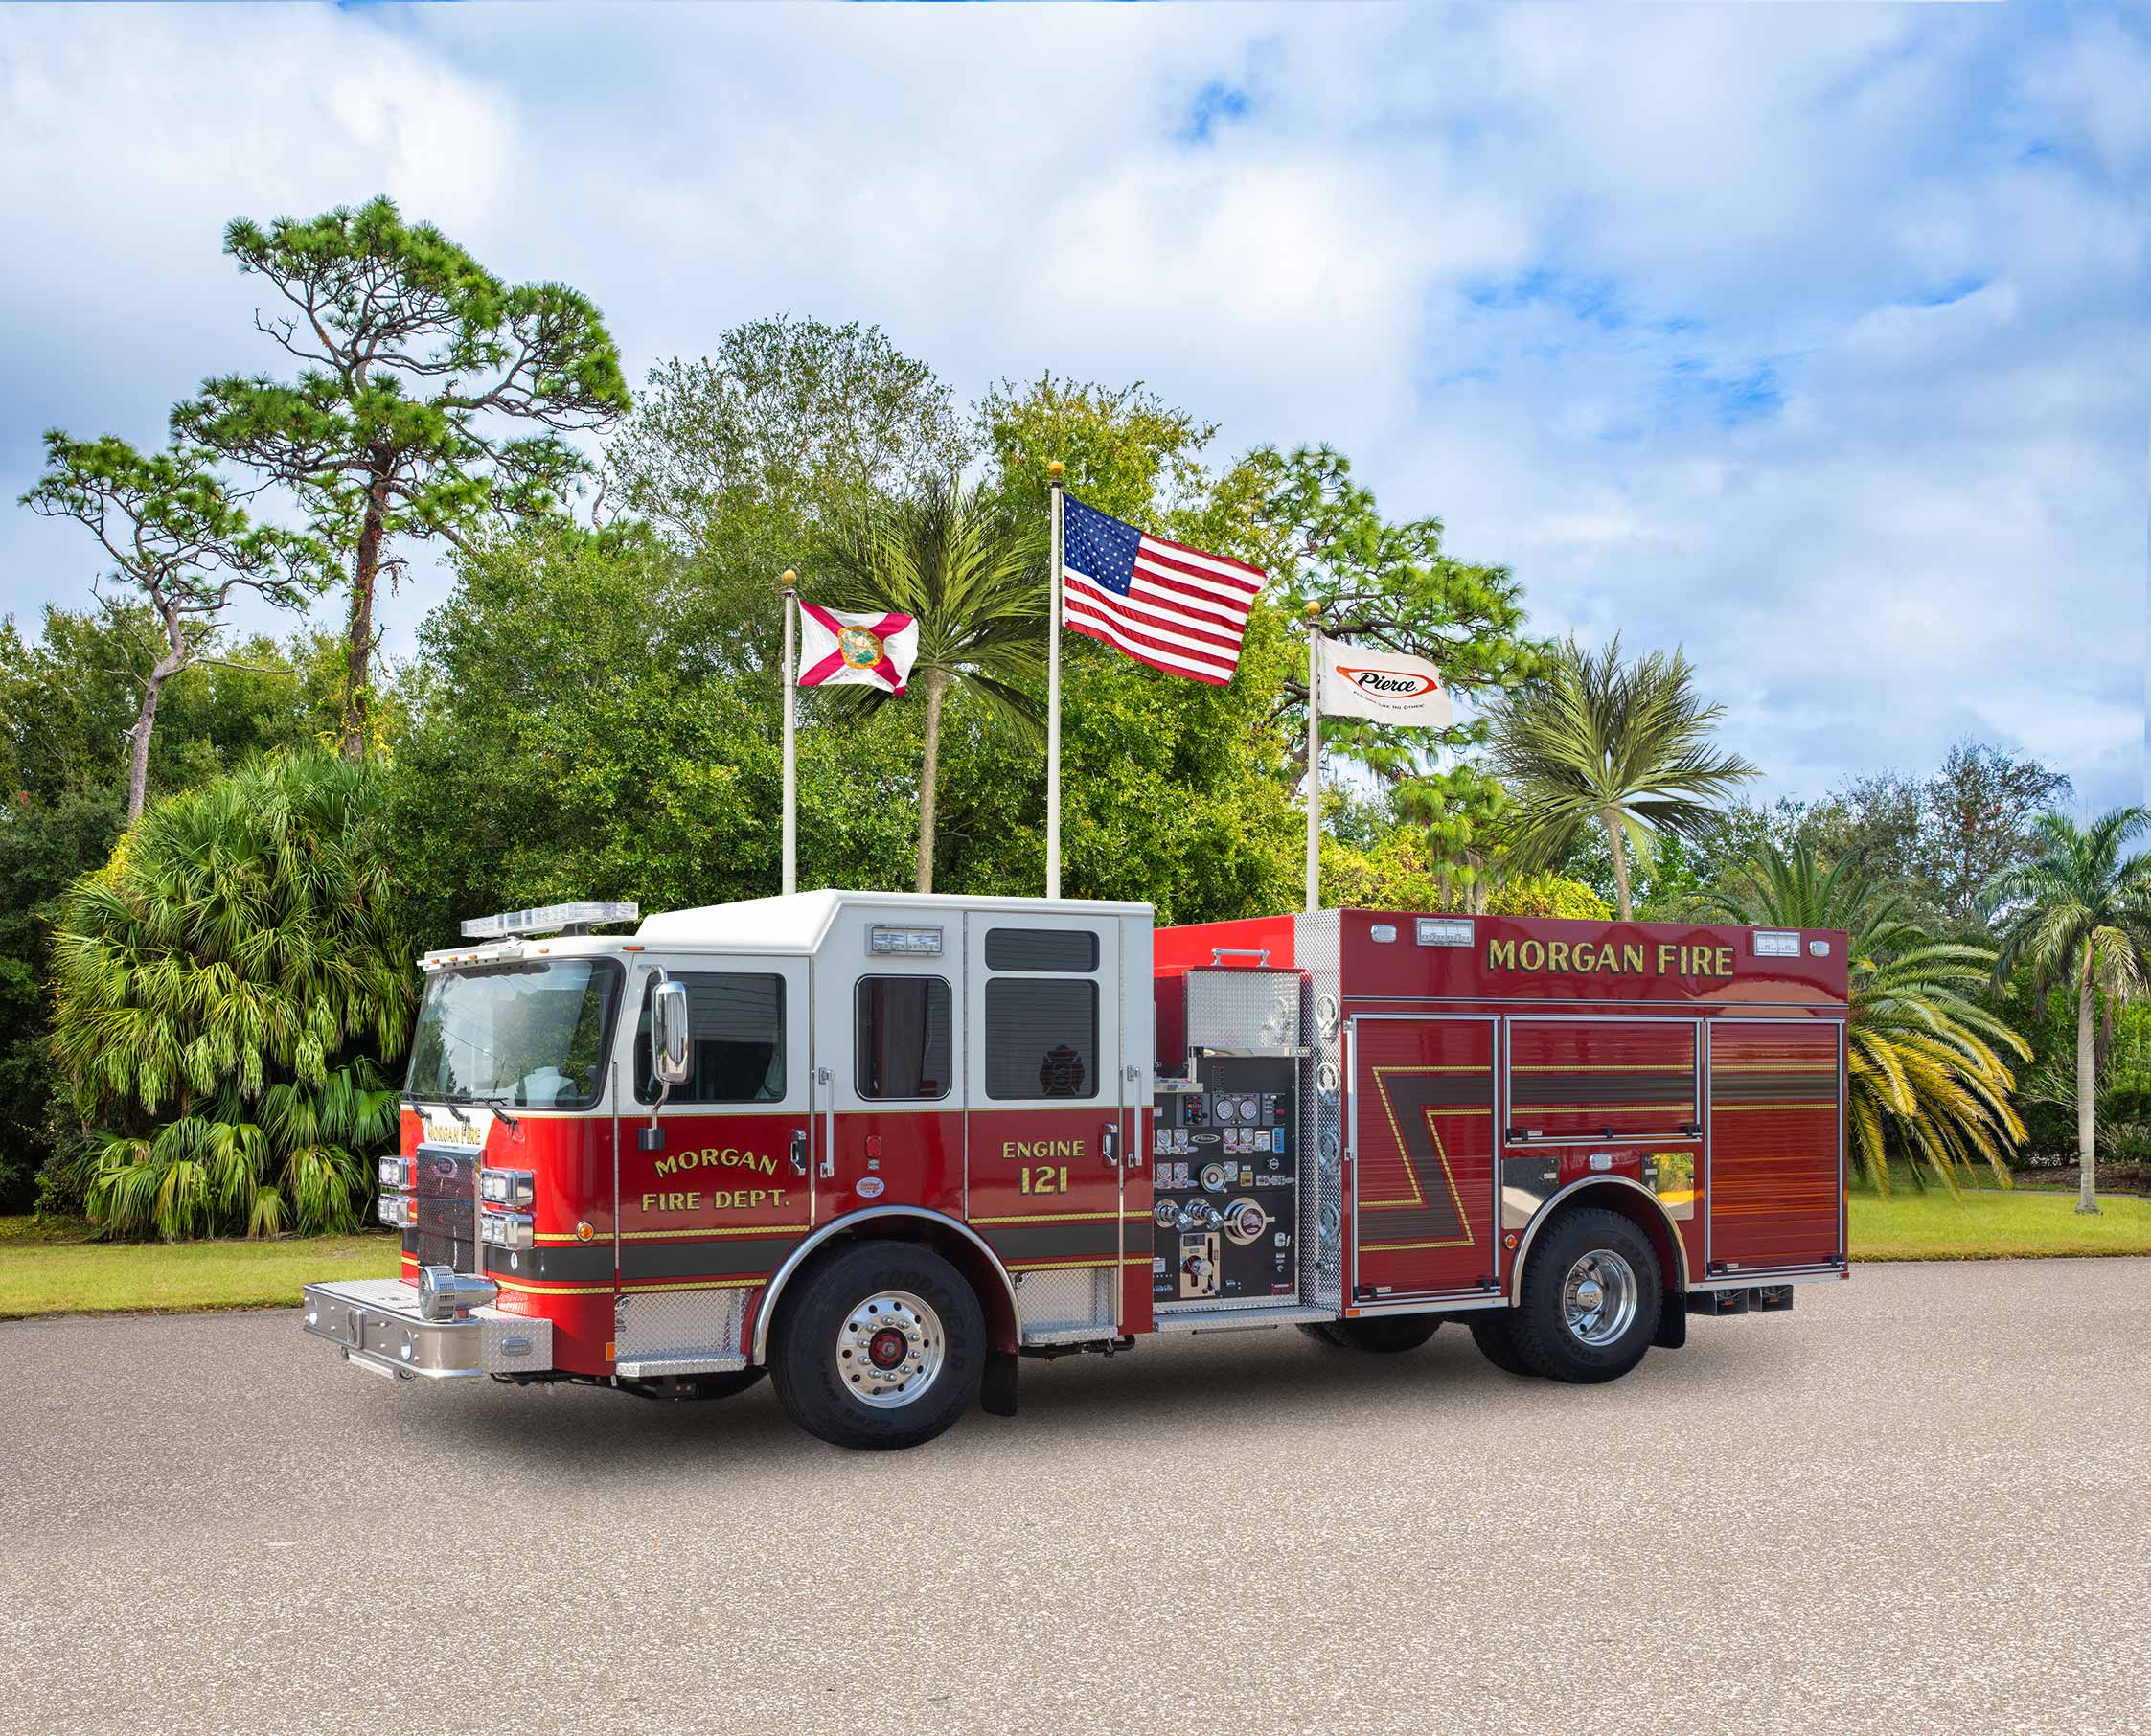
303,891 -> 1848,1450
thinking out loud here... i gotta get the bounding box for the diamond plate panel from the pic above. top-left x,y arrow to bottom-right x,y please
1294,910 -> 1344,1312
614,1287 -> 750,1362
1018,1266 -> 1116,1341
1186,968 -> 1300,1054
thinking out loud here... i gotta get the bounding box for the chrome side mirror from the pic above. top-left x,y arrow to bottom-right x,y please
652,980 -> 692,1085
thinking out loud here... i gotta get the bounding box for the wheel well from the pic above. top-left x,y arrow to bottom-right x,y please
751,1212 -> 1020,1364
1511,1179 -> 1687,1302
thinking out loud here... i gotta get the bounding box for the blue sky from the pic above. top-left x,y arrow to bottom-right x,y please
2,3 -> 2145,810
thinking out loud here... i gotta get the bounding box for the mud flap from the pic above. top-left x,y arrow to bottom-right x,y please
980,1349 -> 1018,1417
1653,1300 -> 1688,1350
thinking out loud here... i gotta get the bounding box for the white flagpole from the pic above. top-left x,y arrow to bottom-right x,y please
1305,605 -> 1322,914
1046,461 -> 1064,900
781,569 -> 798,897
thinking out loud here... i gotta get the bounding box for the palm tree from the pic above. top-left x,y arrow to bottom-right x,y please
51,751 -> 412,1239
1484,635 -> 1755,920
820,477 -> 1045,892
1707,840 -> 2026,1195
1984,809 -> 2151,1215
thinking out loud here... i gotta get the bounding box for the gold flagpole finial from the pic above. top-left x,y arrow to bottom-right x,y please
1047,460 -> 1064,481
1304,602 -> 1320,621
781,569 -> 796,590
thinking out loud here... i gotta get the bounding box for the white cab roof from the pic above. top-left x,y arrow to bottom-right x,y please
634,889 -> 1153,955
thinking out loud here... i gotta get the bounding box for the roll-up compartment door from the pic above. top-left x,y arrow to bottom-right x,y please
1706,1020 -> 1843,1273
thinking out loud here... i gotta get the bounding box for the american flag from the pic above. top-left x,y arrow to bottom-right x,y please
1060,494 -> 1264,685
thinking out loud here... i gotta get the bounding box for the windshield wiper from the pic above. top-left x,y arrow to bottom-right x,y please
404,1092 -> 470,1123
468,1092 -> 523,1131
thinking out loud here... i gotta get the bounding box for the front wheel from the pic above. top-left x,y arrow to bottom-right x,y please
769,1240 -> 985,1450
1510,1207 -> 1661,1384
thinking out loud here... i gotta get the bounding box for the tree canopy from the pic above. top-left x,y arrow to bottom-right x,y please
175,196 -> 631,759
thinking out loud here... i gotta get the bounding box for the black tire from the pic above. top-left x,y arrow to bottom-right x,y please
1510,1206 -> 1661,1384
769,1240 -> 984,1450
1300,1313 -> 1440,1353
1469,1311 -> 1541,1377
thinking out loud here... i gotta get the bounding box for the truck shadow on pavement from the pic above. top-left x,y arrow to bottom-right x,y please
400,1322 -> 1725,1474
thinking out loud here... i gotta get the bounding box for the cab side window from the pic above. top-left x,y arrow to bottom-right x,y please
981,927 -> 1099,1101
634,972 -> 786,1103
856,976 -> 951,1100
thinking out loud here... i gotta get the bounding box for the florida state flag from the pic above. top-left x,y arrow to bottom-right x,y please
796,605 -> 919,694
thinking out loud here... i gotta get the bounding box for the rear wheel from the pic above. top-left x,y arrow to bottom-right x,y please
769,1241 -> 984,1450
1511,1207 -> 1661,1384
1299,1314 -> 1440,1353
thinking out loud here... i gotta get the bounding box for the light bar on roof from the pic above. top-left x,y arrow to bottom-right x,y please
461,901 -> 639,940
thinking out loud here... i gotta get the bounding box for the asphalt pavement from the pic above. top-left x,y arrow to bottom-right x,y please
2,1259 -> 2146,1736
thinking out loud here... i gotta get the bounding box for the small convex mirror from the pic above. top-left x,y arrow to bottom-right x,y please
652,980 -> 692,1085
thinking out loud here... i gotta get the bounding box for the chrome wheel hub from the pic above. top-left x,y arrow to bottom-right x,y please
1561,1250 -> 1638,1347
836,1290 -> 944,1408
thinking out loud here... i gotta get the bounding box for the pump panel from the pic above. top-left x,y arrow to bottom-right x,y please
1152,1054 -> 1299,1307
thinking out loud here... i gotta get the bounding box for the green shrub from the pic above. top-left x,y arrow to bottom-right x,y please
50,752 -> 413,1239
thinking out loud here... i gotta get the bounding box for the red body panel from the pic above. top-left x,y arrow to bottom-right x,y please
1350,1016 -> 1498,1298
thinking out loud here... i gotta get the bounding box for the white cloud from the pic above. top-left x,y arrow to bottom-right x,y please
0,1 -> 2142,814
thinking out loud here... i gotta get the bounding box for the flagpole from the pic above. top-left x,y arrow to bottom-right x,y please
1046,460 -> 1064,901
781,569 -> 798,897
1305,604 -> 1322,914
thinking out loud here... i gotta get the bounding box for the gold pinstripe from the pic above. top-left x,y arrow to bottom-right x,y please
1363,1065 -> 1478,1249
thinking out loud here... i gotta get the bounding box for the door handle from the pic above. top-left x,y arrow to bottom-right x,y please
789,1129 -> 807,1176
1101,1122 -> 1119,1168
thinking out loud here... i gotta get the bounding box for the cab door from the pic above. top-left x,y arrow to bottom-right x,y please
811,904 -> 966,1228
612,955 -> 812,1372
964,914 -> 1125,1339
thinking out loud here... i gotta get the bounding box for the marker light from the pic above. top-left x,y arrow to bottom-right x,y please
1751,930 -> 1801,958
867,925 -> 943,957
461,901 -> 639,940
1415,918 -> 1473,948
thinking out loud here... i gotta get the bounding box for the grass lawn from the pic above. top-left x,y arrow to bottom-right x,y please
1850,1183 -> 2151,1261
0,1216 -> 400,1320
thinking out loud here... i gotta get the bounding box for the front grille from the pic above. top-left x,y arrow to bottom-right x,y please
412,1146 -> 478,1272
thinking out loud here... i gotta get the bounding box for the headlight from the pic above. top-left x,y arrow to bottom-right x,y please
378,1156 -> 410,1190
480,1212 -> 533,1250
479,1168 -> 534,1208
378,1194 -> 410,1230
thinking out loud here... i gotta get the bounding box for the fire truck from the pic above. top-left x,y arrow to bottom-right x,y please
302,892 -> 1849,1450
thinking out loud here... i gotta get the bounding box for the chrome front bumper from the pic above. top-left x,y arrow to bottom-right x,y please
301,1278 -> 553,1382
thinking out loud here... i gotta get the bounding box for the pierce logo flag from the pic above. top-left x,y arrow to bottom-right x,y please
1316,632 -> 1453,727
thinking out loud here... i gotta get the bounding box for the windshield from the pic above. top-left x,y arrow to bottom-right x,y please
406,960 -> 621,1108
